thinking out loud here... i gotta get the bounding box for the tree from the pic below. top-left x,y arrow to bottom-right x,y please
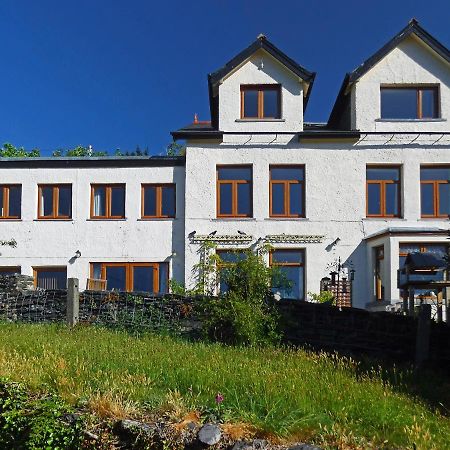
52,145 -> 107,157
166,142 -> 186,157
0,143 -> 40,158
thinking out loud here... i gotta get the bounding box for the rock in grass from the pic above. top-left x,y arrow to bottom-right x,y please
198,423 -> 221,445
288,445 -> 323,450
114,419 -> 155,437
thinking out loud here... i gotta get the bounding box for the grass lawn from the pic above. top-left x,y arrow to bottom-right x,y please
0,322 -> 449,449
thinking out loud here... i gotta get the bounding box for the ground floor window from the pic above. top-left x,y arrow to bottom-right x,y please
90,262 -> 168,293
34,267 -> 67,289
399,243 -> 449,299
216,249 -> 247,294
0,266 -> 21,276
270,249 -> 305,300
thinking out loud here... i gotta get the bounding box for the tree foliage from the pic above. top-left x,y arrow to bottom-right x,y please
166,142 -> 186,157
0,143 -> 40,158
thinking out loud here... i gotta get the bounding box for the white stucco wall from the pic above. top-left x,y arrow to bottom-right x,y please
352,36 -> 450,132
184,136 -> 450,308
0,164 -> 186,287
218,49 -> 304,132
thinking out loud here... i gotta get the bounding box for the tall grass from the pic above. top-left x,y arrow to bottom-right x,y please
0,322 -> 448,449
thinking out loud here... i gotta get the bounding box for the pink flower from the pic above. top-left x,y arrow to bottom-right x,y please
215,393 -> 224,404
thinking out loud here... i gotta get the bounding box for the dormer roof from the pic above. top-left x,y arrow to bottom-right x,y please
207,34 -> 316,129
328,19 -> 450,130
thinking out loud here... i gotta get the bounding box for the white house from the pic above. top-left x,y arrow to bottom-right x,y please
1,19 -> 450,311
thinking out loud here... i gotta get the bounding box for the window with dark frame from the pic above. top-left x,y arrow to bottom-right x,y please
142,184 -> 176,218
91,184 -> 125,219
270,249 -> 305,300
38,184 -> 72,219
0,185 -> 21,219
420,166 -> 450,218
366,166 -> 401,218
217,166 -> 252,218
34,266 -> 67,289
380,86 -> 439,119
90,262 -> 168,293
270,166 -> 305,217
240,85 -> 281,119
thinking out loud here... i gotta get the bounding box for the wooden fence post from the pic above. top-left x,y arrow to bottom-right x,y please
67,278 -> 79,327
415,303 -> 431,368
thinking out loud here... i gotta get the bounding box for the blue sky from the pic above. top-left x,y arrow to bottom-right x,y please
0,0 -> 448,156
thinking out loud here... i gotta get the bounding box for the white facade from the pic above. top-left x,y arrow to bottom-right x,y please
2,20 -> 450,310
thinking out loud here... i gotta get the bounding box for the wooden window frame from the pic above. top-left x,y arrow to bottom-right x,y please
37,184 -> 72,220
380,85 -> 440,119
90,184 -> 125,219
366,166 -> 401,218
374,246 -> 384,301
0,185 -> 21,219
269,165 -> 305,218
0,266 -> 21,275
89,262 -> 168,293
269,249 -> 305,300
141,184 -> 176,219
33,266 -> 67,289
240,84 -> 281,119
420,166 -> 450,218
216,165 -> 253,218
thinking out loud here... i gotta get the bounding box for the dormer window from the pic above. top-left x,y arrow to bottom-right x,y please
240,85 -> 281,119
380,86 -> 439,120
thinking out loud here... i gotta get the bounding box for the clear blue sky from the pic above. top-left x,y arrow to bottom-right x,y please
0,0 -> 449,156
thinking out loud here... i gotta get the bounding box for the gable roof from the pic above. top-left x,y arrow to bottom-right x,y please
207,34 -> 316,129
328,19 -> 450,129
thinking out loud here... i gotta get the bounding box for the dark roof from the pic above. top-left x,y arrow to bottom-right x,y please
364,227 -> 450,241
208,34 -> 316,129
171,122 -> 223,140
405,252 -> 447,270
328,19 -> 450,129
0,156 -> 185,168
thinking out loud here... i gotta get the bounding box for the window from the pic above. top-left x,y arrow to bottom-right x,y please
0,266 -> 21,276
217,166 -> 252,217
34,267 -> 67,289
240,85 -> 281,119
216,249 -> 247,293
90,262 -> 168,293
374,246 -> 385,301
142,184 -> 176,218
270,249 -> 305,300
270,166 -> 305,217
91,184 -> 125,219
380,86 -> 439,119
366,166 -> 401,217
420,166 -> 450,218
38,184 -> 72,219
0,185 -> 21,219
399,243 -> 448,299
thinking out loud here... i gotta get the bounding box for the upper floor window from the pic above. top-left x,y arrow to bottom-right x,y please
142,184 -> 176,218
217,166 -> 252,218
380,86 -> 439,120
270,166 -> 305,217
90,262 -> 168,293
91,184 -> 125,219
421,166 -> 450,218
0,185 -> 21,219
38,184 -> 72,219
366,166 -> 401,218
240,85 -> 281,119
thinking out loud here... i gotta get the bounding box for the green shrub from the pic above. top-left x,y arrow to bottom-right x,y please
0,378 -> 83,449
308,290 -> 335,305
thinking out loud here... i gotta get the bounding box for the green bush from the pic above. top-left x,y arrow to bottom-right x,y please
200,246 -> 284,346
0,378 -> 83,449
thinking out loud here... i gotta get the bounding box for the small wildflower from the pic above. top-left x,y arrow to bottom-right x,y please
215,393 -> 224,404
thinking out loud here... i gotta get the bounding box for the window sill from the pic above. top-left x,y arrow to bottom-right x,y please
86,218 -> 127,221
375,118 -> 446,123
34,218 -> 73,222
138,218 -> 176,221
235,118 -> 285,123
212,217 -> 256,221
363,217 -> 406,221
418,217 -> 449,220
265,217 -> 309,221
0,218 -> 22,222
